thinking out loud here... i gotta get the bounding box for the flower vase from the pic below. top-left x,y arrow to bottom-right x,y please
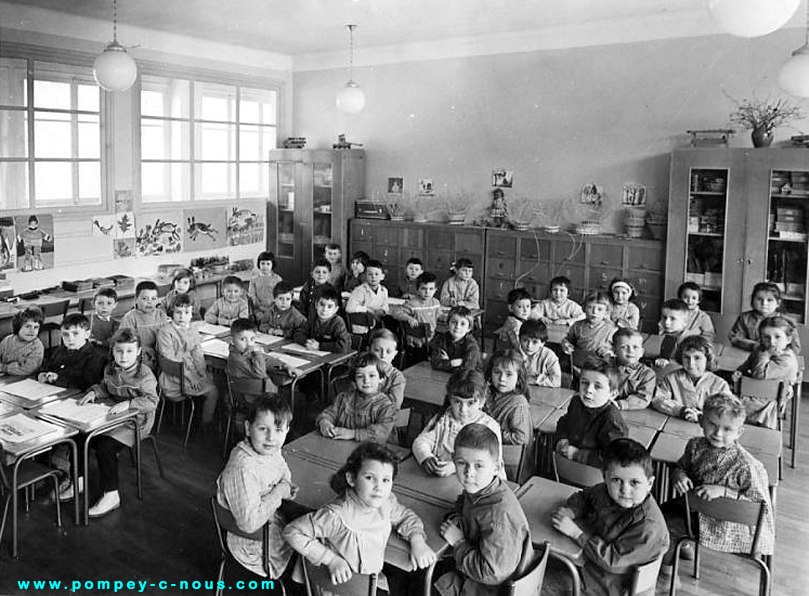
751,126 -> 774,148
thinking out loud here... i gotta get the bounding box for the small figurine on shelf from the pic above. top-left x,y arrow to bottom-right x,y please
489,188 -> 508,228
332,133 -> 364,149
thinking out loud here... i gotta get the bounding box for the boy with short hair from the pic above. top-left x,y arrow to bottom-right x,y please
393,271 -> 442,355
655,298 -> 698,369
120,280 -> 169,371
495,288 -> 532,352
205,275 -> 249,326
612,328 -> 656,411
293,288 -> 351,354
531,276 -> 585,326
552,438 -> 669,596
556,356 -> 628,467
345,259 -> 389,326
440,257 -> 480,310
368,328 -> 406,408
258,281 -> 306,338
324,243 -> 346,291
436,423 -> 533,595
89,287 -> 120,349
38,313 -> 106,391
226,318 -> 298,396
518,319 -> 562,388
298,258 -> 335,319
396,257 -> 424,299
561,291 -> 616,359
429,306 -> 481,372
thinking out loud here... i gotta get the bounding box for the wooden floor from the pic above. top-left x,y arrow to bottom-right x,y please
2,397 -> 809,596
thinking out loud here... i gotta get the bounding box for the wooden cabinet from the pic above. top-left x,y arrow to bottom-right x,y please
268,149 -> 364,284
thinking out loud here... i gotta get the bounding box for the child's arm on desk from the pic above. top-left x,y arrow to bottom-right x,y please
283,508 -> 353,585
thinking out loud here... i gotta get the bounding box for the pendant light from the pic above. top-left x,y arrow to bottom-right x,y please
336,24 -> 366,115
93,0 -> 137,92
708,0 -> 799,37
779,1 -> 809,97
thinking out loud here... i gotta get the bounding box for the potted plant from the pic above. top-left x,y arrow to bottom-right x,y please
729,96 -> 804,148
508,196 -> 539,231
444,188 -> 470,225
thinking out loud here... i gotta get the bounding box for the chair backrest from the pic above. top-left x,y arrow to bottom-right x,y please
210,496 -> 269,575
345,312 -> 376,350
553,452 -> 603,488
629,554 -> 664,595
736,377 -> 784,403
503,440 -> 535,485
684,492 -> 767,556
157,355 -> 185,394
388,407 -> 411,447
302,558 -> 377,596
501,543 -> 550,596
38,321 -> 63,355
40,298 -> 69,319
227,376 -> 273,410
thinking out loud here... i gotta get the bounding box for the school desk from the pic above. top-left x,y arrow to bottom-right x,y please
278,343 -> 356,391
661,417 -> 784,462
529,403 -> 556,431
528,386 -> 575,409
0,377 -> 81,410
545,323 -> 570,345
283,430 -> 411,468
515,475 -> 583,596
713,343 -> 750,371
402,361 -> 450,409
393,457 -> 463,507
621,407 -> 669,430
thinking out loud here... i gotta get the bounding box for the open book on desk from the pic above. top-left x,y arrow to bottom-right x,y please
201,338 -> 231,359
195,322 -> 231,338
254,333 -> 285,347
39,400 -> 114,431
281,343 -> 331,357
0,413 -> 63,451
266,352 -> 311,370
0,378 -> 69,406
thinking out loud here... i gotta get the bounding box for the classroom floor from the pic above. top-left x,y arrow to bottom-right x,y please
2,394 -> 808,596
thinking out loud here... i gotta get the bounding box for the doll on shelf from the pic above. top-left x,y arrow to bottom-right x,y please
489,188 -> 508,228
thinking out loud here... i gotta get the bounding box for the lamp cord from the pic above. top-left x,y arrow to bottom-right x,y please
804,0 -> 808,46
347,24 -> 356,79
113,0 -> 119,43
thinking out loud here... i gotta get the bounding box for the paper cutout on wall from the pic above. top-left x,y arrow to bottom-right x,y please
136,213 -> 183,256
115,212 -> 136,238
92,215 -> 115,237
114,238 -> 135,259
183,207 -> 226,251
15,214 -> 54,272
226,204 -> 265,246
0,217 -> 16,271
115,190 -> 133,212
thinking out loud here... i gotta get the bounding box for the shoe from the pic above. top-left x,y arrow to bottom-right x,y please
56,477 -> 84,502
680,541 -> 695,561
88,490 -> 120,518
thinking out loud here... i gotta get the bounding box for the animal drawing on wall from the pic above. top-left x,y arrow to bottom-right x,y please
14,214 -> 54,272
114,238 -> 134,259
0,217 -> 16,270
183,207 -> 227,251
187,217 -> 218,241
92,215 -> 115,237
226,203 -> 265,246
136,215 -> 183,256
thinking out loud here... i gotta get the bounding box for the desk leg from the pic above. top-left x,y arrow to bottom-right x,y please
70,440 -> 79,527
135,423 -> 142,500
791,383 -> 800,468
550,551 -> 581,596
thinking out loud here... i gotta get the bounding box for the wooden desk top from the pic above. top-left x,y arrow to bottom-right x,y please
627,424 -> 658,449
528,386 -> 575,409
530,403 -> 556,431
402,362 -> 449,408
515,476 -> 582,562
546,323 -> 570,345
538,409 -> 564,434
621,408 -> 669,431
284,451 -> 340,510
393,457 -> 462,507
0,413 -> 79,464
661,416 -> 702,438
284,431 -> 411,468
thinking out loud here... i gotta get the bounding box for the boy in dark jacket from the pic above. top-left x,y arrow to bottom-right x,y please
38,313 -> 106,391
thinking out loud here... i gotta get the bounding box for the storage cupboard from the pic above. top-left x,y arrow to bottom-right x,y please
268,149 -> 364,284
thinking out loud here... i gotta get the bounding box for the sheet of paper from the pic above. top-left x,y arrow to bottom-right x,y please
0,401 -> 18,417
266,352 -> 311,370
0,413 -> 61,444
41,400 -> 111,426
254,332 -> 285,347
201,338 -> 231,359
1,379 -> 64,403
195,322 -> 231,337
282,343 -> 330,357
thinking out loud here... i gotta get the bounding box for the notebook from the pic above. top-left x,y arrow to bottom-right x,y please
266,352 -> 310,370
195,322 -> 231,337
201,338 -> 231,359
1,379 -> 65,404
282,343 -> 331,357
254,333 -> 285,347
40,400 -> 112,429
0,413 -> 62,446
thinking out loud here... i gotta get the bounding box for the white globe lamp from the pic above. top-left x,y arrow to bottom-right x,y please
708,0 -> 799,37
94,0 -> 137,92
336,25 -> 365,115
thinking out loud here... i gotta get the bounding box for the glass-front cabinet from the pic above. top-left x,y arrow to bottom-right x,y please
268,149 -> 365,283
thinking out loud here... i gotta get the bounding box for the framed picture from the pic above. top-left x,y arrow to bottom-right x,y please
492,168 -> 513,188
418,178 -> 434,195
387,177 -> 403,194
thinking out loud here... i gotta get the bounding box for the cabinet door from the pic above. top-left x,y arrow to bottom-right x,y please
268,160 -> 303,281
308,160 -> 334,270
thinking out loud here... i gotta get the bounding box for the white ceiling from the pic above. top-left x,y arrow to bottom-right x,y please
2,0 -> 719,56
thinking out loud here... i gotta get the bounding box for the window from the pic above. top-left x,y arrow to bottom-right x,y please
0,58 -> 103,209
140,75 -> 277,203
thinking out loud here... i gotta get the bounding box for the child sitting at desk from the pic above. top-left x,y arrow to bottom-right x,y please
609,277 -> 640,330
530,275 -> 585,326
316,352 -> 397,443
552,438 -> 669,596
324,243 -> 347,292
157,293 -> 219,427
435,423 -> 532,596
217,395 -> 296,580
652,335 -> 732,422
38,313 -> 106,391
494,288 -> 532,352
440,257 -> 480,310
343,250 -> 369,294
729,281 -> 802,353
345,259 -> 389,333
412,369 -> 502,477
226,318 -> 297,397
429,306 -> 481,372
395,256 -> 424,299
561,291 -> 616,359
678,281 -> 715,342
613,328 -> 656,411
293,289 -> 351,354
298,258 -> 335,319
655,298 -> 700,370
258,281 -> 306,339
163,268 -> 201,321
283,442 -> 436,587
205,275 -> 249,326
368,328 -> 406,408
484,349 -> 531,448
88,287 -> 120,349
518,319 -> 562,388
120,280 -> 169,371
392,271 -> 442,357
0,306 -> 44,377
556,356 -> 628,467
248,251 -> 282,326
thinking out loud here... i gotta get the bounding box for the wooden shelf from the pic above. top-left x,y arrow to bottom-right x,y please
688,231 -> 723,238
768,236 -> 807,243
690,191 -> 726,196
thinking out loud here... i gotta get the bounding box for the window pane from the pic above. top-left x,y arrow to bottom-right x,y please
196,121 -> 235,160
33,80 -> 71,110
239,125 -> 260,160
77,84 -> 99,112
0,58 -> 28,106
35,161 -> 72,202
239,162 -> 267,198
0,110 -> 28,157
78,115 -> 100,159
0,162 -> 29,209
141,118 -> 190,160
141,76 -> 190,118
78,161 -> 101,204
34,111 -> 71,158
197,82 -> 236,121
241,87 -> 276,125
142,162 -> 190,203
196,162 -> 235,199
263,126 -> 277,155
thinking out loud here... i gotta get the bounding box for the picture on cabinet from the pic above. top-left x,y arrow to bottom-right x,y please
387,177 -> 403,194
418,178 -> 434,195
491,168 -> 513,188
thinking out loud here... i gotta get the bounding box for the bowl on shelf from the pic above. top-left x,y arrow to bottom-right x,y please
447,213 -> 466,225
575,220 -> 601,235
543,225 -> 560,234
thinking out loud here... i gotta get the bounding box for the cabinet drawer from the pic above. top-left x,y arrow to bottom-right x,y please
400,248 -> 425,264
489,235 -> 518,258
427,230 -> 453,251
384,267 -> 402,287
627,271 -> 663,296
427,251 -> 454,276
519,262 -> 551,282
376,245 -> 397,266
351,242 -> 373,259
403,228 -> 425,248
627,245 -> 663,271
351,221 -> 375,243
589,244 -> 623,269
521,281 -> 549,301
375,226 -> 400,246
487,257 -> 516,280
554,241 -> 586,265
556,264 -> 586,291
485,300 -> 510,326
455,232 -> 484,254
589,267 -> 623,291
487,279 -> 513,302
520,237 -> 553,261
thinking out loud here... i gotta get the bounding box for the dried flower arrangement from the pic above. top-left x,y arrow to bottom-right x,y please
509,196 -> 540,231
729,95 -> 804,132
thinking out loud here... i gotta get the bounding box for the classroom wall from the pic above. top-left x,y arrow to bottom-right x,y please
292,30 -> 809,232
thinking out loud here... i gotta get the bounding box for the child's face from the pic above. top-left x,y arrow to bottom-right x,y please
753,290 -> 779,316
312,266 -> 331,285
232,329 -> 256,354
274,292 -> 293,311
660,308 -> 686,333
491,362 -> 519,394
172,305 -> 193,326
61,325 -> 90,350
316,298 -> 339,321
245,410 -> 290,456
347,459 -> 394,508
681,349 -> 708,379
520,336 -> 544,355
448,315 -> 471,340
453,446 -> 499,495
456,266 -> 474,282
365,266 -> 385,289
174,277 -> 191,294
258,260 -> 274,274
448,394 -> 482,424
94,295 -> 117,318
112,340 -> 140,370
405,262 -> 423,280
760,325 -> 791,353
614,335 -> 644,366
550,284 -> 569,304
612,285 -> 631,305
604,463 -> 654,509
325,248 -> 341,265
578,369 -> 615,409
223,283 -> 243,303
680,288 -> 701,310
701,409 -> 744,449
136,289 -> 159,313
28,219 -> 38,230
354,363 -> 382,395
585,301 -> 609,323
509,298 -> 532,321
17,319 -> 40,343
370,338 -> 398,364
350,260 -> 365,277
418,282 -> 437,300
